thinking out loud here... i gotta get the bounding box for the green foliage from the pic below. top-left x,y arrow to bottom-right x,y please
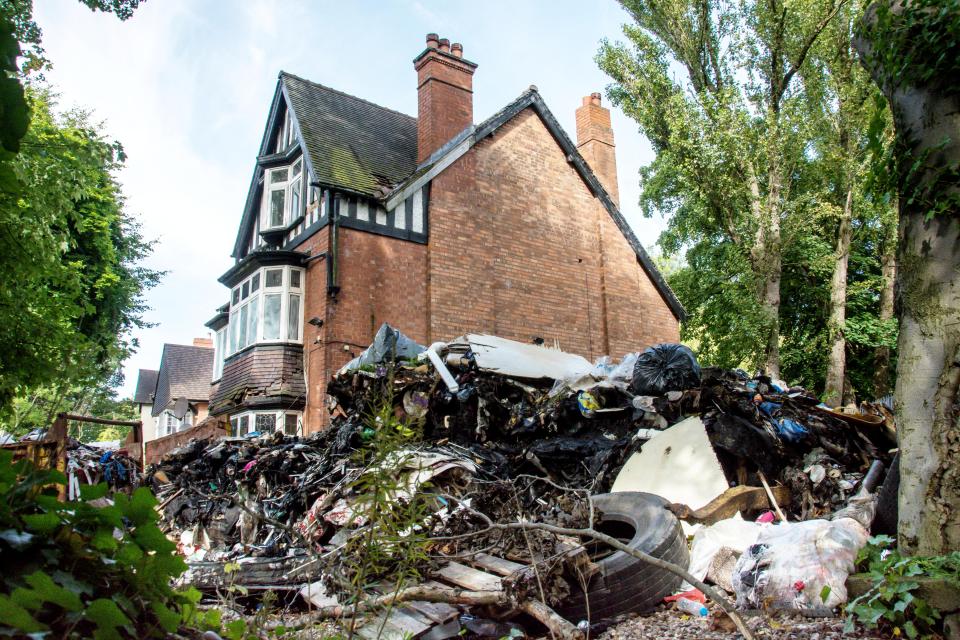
845,535 -> 960,638
599,0 -> 898,395
0,87 -> 160,419
0,449 -> 209,638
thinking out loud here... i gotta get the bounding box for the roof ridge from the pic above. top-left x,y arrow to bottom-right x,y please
279,71 -> 416,122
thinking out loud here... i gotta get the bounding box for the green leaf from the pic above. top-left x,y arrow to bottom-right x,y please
80,483 -> 109,501
904,620 -> 917,639
22,512 -> 61,533
819,585 -> 832,603
115,540 -> 143,565
150,601 -> 181,633
123,487 -> 157,525
25,570 -> 82,611
91,527 -> 118,552
85,598 -> 131,640
225,618 -> 248,640
0,594 -> 44,632
132,522 -> 175,554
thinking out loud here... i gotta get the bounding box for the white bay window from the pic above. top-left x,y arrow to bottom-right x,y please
226,265 -> 303,356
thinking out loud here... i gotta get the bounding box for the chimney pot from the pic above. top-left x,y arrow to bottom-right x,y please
439,38 -> 450,52
591,92 -> 602,105
451,42 -> 463,58
426,33 -> 439,48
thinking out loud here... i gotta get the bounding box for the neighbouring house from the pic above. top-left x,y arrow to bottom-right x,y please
207,34 -> 685,434
134,339 -> 214,442
132,368 -> 159,439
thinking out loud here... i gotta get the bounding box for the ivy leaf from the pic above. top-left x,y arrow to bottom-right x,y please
0,594 -> 44,632
904,620 -> 917,639
25,570 -> 82,611
79,483 -> 109,501
22,512 -> 61,533
819,585 -> 832,603
91,527 -> 118,552
122,488 -> 157,526
150,601 -> 181,633
85,598 -> 131,640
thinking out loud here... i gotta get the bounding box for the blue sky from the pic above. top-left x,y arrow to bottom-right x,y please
34,0 -> 667,398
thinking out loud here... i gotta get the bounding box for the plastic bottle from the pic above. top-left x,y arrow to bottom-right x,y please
676,597 -> 708,617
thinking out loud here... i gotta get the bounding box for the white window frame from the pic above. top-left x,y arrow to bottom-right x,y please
162,410 -> 193,436
229,410 -> 302,437
274,108 -> 295,154
226,265 -> 303,357
261,156 -> 303,231
212,326 -> 227,381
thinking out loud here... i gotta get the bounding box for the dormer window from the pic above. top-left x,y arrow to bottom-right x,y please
275,107 -> 296,153
262,158 -> 303,231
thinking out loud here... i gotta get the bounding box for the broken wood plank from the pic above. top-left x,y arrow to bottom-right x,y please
667,484 -> 792,525
467,553 -> 526,577
435,561 -> 502,592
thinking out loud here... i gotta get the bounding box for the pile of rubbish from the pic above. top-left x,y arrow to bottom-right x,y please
65,440 -> 140,498
146,324 -> 897,634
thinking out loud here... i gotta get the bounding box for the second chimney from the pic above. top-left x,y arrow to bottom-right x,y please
576,93 -> 619,207
414,34 -> 477,164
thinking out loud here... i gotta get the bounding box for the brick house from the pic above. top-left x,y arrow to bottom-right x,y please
206,35 -> 684,435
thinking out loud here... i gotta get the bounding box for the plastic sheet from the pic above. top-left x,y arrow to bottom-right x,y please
340,323 -> 426,373
631,343 -> 701,395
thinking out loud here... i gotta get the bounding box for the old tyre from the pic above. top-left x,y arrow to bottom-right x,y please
872,452 -> 900,536
558,492 -> 688,623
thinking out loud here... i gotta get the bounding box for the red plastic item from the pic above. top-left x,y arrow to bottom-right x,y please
664,588 -> 707,604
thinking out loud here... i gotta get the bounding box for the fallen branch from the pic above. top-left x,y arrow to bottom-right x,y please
264,585 -> 506,629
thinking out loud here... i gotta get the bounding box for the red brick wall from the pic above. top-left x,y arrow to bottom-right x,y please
295,226 -> 428,432
576,94 -> 620,208
427,107 -> 678,359
144,418 -> 227,466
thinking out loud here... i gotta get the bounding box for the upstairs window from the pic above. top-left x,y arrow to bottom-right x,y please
274,108 -> 296,153
230,410 -> 302,437
262,158 -> 303,230
226,265 -> 303,356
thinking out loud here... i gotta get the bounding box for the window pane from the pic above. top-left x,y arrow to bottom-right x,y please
247,296 -> 259,344
287,294 -> 300,341
229,315 -> 238,354
263,294 -> 281,340
251,273 -> 260,292
238,304 -> 249,348
265,269 -> 283,288
232,288 -> 240,305
238,415 -> 249,436
270,189 -> 285,227
290,179 -> 301,218
293,158 -> 302,177
256,413 -> 276,433
290,270 -> 301,289
241,281 -> 249,300
271,168 -> 288,184
284,413 -> 298,436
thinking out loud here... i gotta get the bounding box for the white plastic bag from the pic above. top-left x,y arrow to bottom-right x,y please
732,516 -> 869,610
683,517 -> 766,591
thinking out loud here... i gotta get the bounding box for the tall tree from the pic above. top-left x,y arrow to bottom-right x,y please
0,88 -> 159,422
598,0 -> 849,378
855,0 -> 960,554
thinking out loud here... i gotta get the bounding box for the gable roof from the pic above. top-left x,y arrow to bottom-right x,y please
383,87 -> 686,321
132,369 -> 158,404
281,72 -> 418,196
151,344 -> 214,417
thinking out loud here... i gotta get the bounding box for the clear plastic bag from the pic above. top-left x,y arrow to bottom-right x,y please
732,517 -> 870,610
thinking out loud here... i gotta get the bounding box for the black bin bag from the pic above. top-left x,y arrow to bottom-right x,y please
631,343 -> 701,395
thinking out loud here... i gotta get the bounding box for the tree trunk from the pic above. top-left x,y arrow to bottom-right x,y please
823,187 -> 854,406
873,221 -> 896,397
760,150 -> 783,379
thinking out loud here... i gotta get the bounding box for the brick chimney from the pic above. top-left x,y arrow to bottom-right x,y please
193,337 -> 213,348
576,93 -> 619,207
414,33 -> 477,164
